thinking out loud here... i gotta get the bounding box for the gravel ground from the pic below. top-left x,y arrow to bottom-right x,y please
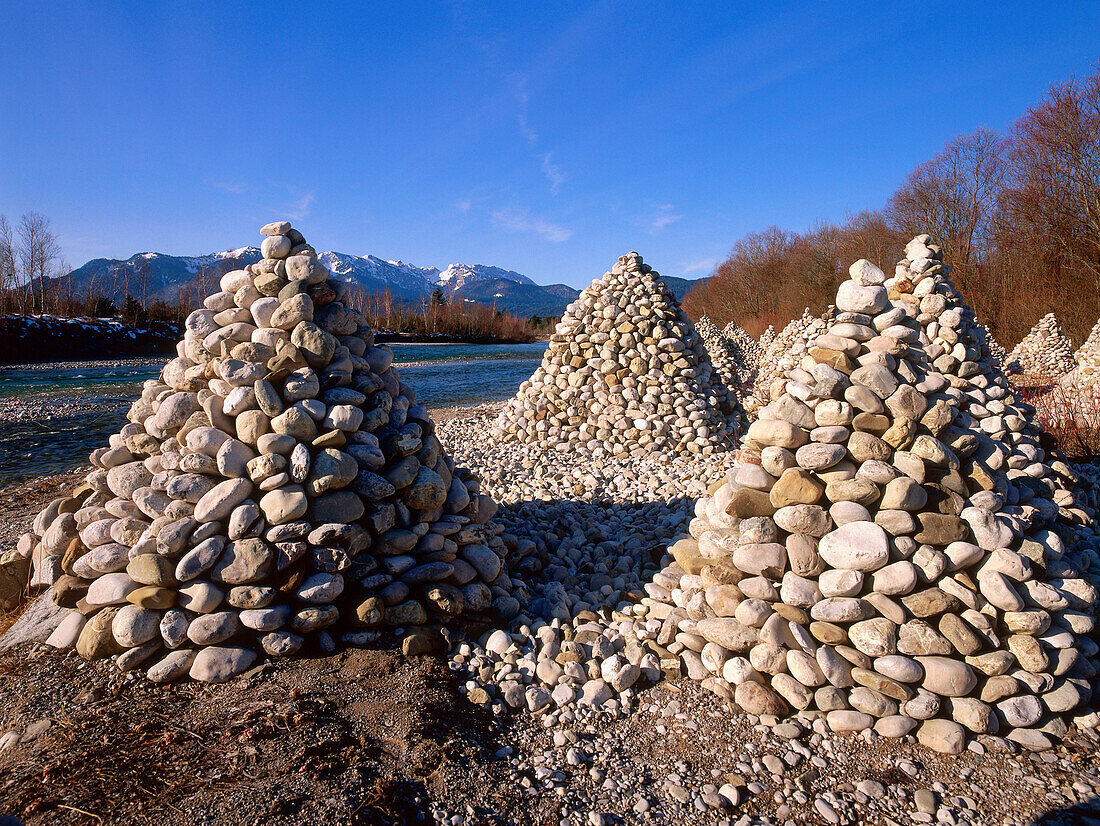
0,470 -> 88,550
1,410 -> 1099,825
1,638 -> 1098,825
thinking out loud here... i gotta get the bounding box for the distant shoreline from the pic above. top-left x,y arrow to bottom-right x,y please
375,331 -> 540,346
0,315 -> 542,365
0,315 -> 180,366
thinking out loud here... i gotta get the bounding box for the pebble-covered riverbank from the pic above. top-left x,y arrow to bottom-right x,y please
3,225 -> 1100,825
426,414 -> 1100,825
2,427 -> 1099,825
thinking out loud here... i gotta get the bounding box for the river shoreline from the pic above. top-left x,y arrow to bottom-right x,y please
1,405 -> 1099,825
0,347 -> 539,486
374,331 -> 542,345
0,315 -> 180,365
0,314 -> 542,365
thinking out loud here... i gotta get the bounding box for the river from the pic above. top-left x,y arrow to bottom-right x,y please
0,342 -> 547,486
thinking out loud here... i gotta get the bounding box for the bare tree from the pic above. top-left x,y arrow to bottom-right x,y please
135,256 -> 151,310
110,261 -> 130,305
886,128 -> 1008,269
56,258 -> 73,312
196,263 -> 210,307
884,128 -> 1009,327
0,215 -> 18,314
997,67 -> 1100,334
836,210 -> 904,271
681,67 -> 1100,347
17,212 -> 61,315
84,268 -> 99,317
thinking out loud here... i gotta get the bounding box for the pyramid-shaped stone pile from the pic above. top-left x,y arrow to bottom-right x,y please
758,325 -> 777,356
1005,313 -> 1077,378
985,330 -> 1009,369
645,237 -> 1100,753
1074,320 -> 1100,386
695,315 -> 746,396
745,313 -> 810,417
493,252 -> 743,457
748,308 -> 836,415
722,321 -> 762,378
21,222 -> 518,682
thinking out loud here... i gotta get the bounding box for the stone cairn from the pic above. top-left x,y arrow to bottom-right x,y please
644,235 -> 1100,753
21,222 -> 520,683
1074,320 -> 1100,386
1005,313 -> 1077,379
747,308 -> 836,416
694,314 -> 746,395
752,310 -> 818,402
986,330 -> 1009,369
758,324 -> 777,356
720,321 -> 761,387
493,252 -> 743,457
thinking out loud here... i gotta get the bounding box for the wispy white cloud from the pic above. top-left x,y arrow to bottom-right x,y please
491,207 -> 572,242
517,112 -> 538,146
509,73 -> 569,195
649,203 -> 682,233
681,257 -> 717,275
510,74 -> 539,146
456,199 -> 473,214
210,180 -> 246,195
286,191 -> 315,220
540,153 -> 566,195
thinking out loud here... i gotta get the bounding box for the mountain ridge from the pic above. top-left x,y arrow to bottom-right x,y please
55,248 -> 702,318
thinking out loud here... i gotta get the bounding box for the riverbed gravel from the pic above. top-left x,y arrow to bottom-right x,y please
1,409 -> 1099,823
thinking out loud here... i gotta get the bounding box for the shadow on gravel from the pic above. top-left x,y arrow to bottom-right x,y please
494,493 -> 700,621
0,476 -> 707,824
1031,797 -> 1100,825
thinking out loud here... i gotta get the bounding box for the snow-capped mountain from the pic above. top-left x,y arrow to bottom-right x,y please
56,247 -> 585,317
60,248 -> 264,305
435,263 -> 534,291
318,251 -> 442,298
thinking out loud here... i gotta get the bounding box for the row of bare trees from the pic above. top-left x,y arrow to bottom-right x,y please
344,286 -> 538,342
0,212 -> 213,326
0,212 -> 70,316
0,222 -> 544,342
685,66 -> 1100,348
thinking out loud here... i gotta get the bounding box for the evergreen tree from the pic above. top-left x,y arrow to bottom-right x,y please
121,295 -> 142,325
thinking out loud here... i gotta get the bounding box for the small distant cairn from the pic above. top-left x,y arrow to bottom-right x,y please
695,315 -> 746,395
986,331 -> 1009,369
758,325 -> 777,355
643,235 -> 1100,753
1004,313 -> 1076,380
960,315 -> 1009,371
1074,320 -> 1100,386
746,314 -> 811,416
493,252 -> 743,457
722,321 -> 762,385
17,222 -> 526,682
747,308 -> 836,416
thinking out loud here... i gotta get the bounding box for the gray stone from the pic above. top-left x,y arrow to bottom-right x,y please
188,646 -> 257,683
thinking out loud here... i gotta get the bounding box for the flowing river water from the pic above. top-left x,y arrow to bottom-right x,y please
0,342 -> 547,486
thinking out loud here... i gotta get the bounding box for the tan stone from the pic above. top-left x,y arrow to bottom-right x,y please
770,468 -> 825,507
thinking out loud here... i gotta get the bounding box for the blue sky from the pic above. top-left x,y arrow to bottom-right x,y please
2,1 -> 1098,288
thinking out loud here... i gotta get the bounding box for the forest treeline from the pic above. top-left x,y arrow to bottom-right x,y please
349,286 -> 542,342
684,66 -> 1100,348
0,215 -> 544,343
